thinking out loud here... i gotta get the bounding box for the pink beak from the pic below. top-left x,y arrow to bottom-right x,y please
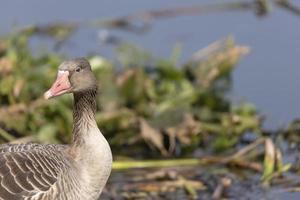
44,70 -> 71,99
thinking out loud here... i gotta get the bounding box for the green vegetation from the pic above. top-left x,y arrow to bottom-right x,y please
0,27 -> 298,198
0,33 -> 260,156
2,1 -> 300,198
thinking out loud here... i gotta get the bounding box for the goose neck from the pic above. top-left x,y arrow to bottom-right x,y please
71,89 -> 97,146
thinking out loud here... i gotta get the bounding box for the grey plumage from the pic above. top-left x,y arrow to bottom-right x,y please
0,58 -> 112,200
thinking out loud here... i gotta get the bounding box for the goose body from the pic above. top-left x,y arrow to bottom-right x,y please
0,58 -> 112,200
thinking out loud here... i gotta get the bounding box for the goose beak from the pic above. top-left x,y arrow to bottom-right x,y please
44,70 -> 71,99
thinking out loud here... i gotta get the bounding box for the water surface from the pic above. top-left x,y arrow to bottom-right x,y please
2,1 -> 300,130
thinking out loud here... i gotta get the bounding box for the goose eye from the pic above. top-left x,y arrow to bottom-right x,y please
75,67 -> 81,72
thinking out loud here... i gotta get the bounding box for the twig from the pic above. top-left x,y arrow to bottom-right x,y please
201,156 -> 262,172
188,37 -> 233,63
6,0 -> 300,38
113,159 -> 201,170
285,187 -> 300,192
276,0 -> 300,16
0,128 -> 16,142
96,1 -> 256,33
225,137 -> 265,161
212,177 -> 232,200
113,156 -> 262,172
112,139 -> 266,171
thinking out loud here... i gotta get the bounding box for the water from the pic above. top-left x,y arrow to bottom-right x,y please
2,1 -> 300,130
2,1 -> 300,199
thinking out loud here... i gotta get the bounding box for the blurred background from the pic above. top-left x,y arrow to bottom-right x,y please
1,0 -> 300,199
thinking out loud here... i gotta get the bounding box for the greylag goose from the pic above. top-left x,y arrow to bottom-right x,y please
0,58 -> 112,200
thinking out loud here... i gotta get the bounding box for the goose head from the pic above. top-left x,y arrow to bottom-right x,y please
44,58 -> 97,99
